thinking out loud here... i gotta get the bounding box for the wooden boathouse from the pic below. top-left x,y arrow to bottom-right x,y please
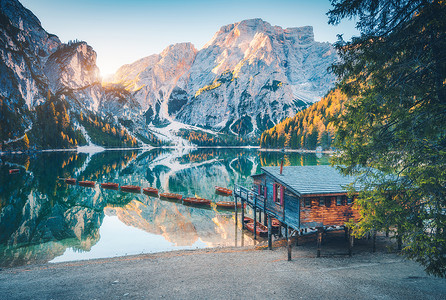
234,165 -> 361,258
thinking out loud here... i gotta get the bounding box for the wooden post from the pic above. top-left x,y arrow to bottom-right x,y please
241,198 -> 245,230
344,226 -> 348,241
295,231 -> 299,246
263,197 -> 267,226
372,229 -> 376,253
234,196 -> 238,225
253,197 -> 257,240
259,208 -> 262,224
348,228 -> 354,257
268,215 -> 272,250
287,227 -> 292,261
234,207 -> 238,248
397,224 -> 402,251
317,227 -> 323,258
397,235 -> 402,251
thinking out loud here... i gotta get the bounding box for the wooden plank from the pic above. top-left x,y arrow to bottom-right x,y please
287,227 -> 292,261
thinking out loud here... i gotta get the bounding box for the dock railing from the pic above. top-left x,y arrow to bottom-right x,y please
234,184 -> 289,240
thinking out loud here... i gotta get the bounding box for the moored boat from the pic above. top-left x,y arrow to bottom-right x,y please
159,193 -> 182,201
215,186 -> 233,195
9,169 -> 20,174
65,178 -> 76,185
143,187 -> 158,196
101,182 -> 119,190
79,180 -> 96,187
183,197 -> 211,206
271,217 -> 281,233
121,185 -> 141,193
215,201 -> 245,209
243,216 -> 254,223
245,221 -> 268,236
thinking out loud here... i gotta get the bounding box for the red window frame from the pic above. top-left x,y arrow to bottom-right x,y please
273,183 -> 284,206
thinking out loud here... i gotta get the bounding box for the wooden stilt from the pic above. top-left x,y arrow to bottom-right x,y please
263,197 -> 267,226
241,199 -> 245,230
253,208 -> 257,240
234,196 -> 238,225
344,226 -> 348,241
268,215 -> 272,250
295,231 -> 299,246
372,229 -> 376,253
317,227 -> 323,258
386,229 -> 389,237
287,227 -> 292,261
397,235 -> 402,251
348,228 -> 354,257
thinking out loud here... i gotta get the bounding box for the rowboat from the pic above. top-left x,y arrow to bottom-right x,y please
245,222 -> 268,236
243,216 -> 254,223
215,201 -> 245,209
79,180 -> 95,187
159,193 -> 182,201
271,217 -> 281,233
9,169 -> 20,174
101,182 -> 119,190
215,186 -> 232,195
143,187 -> 159,196
271,218 -> 281,227
121,185 -> 141,193
183,197 -> 211,206
65,178 -> 76,185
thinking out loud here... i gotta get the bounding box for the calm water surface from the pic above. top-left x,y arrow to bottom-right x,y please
0,148 -> 329,267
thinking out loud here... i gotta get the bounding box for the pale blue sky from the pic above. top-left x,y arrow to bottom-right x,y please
20,0 -> 358,76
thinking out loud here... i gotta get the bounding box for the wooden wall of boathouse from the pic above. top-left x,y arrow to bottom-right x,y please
253,174 -> 300,229
299,195 -> 359,228
253,175 -> 360,230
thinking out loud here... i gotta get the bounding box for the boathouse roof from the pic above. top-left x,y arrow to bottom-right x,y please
259,165 -> 359,196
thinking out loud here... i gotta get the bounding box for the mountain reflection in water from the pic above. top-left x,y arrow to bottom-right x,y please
0,149 -> 329,267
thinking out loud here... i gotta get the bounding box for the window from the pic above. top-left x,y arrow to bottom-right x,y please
347,197 -> 353,205
273,183 -> 284,205
336,196 -> 342,206
319,197 -> 325,206
304,198 -> 311,207
325,198 -> 331,207
257,184 -> 262,195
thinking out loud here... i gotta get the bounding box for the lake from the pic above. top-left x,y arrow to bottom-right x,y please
0,148 -> 329,267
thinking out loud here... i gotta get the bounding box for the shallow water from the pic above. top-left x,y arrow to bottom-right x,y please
0,148 -> 329,267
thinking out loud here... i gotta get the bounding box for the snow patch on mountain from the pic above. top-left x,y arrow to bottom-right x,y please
107,18 -> 337,137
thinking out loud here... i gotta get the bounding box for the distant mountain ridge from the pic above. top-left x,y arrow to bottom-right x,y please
1,0 -> 338,150
109,18 -> 338,136
0,0 -> 140,149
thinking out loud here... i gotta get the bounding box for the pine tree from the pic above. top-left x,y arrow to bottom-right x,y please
328,0 -> 446,277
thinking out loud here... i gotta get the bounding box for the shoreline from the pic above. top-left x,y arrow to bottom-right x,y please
0,146 -> 336,156
1,234 -> 445,299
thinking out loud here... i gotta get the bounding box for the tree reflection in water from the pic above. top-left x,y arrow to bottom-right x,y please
0,149 -> 329,267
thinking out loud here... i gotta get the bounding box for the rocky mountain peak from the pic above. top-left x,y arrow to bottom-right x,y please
44,41 -> 100,94
160,42 -> 196,58
1,0 -> 41,30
